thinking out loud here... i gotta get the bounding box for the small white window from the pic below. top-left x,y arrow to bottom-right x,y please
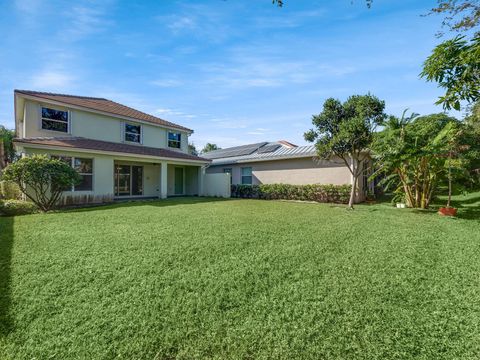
41,107 -> 69,133
241,167 -> 252,185
124,123 -> 142,143
168,132 -> 181,149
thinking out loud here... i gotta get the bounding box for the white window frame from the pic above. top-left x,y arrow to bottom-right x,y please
241,167 -> 252,185
51,155 -> 94,192
168,132 -> 181,149
123,122 -> 143,144
40,106 -> 70,134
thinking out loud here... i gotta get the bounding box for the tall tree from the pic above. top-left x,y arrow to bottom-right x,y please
372,113 -> 478,209
188,142 -> 198,156
421,35 -> 480,110
304,94 -> 386,209
428,0 -> 480,36
201,143 -> 221,153
0,126 -> 15,164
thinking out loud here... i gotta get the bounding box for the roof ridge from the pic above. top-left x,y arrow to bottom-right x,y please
14,89 -> 193,132
15,89 -> 107,101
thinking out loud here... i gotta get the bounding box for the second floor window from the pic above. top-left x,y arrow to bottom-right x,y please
41,107 -> 69,133
168,132 -> 181,149
125,123 -> 141,143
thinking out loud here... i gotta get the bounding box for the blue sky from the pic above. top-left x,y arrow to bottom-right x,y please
0,0 -> 458,148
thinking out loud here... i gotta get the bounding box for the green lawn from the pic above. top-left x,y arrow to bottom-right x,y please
1,195 -> 480,359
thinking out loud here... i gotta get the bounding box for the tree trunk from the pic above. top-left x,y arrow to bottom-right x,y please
348,175 -> 357,209
447,162 -> 452,208
0,139 -> 4,170
347,157 -> 357,209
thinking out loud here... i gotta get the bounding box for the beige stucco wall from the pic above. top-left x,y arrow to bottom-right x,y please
22,99 -> 189,153
202,173 -> 231,198
21,147 -> 115,202
207,157 -> 352,186
19,146 -> 201,202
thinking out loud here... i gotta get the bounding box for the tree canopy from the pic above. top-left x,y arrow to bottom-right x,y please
372,113 -> 478,208
428,0 -> 480,36
201,143 -> 221,153
0,126 -> 15,164
304,94 -> 386,208
421,35 -> 480,110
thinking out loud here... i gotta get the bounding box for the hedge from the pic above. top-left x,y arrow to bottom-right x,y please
0,200 -> 38,216
231,183 -> 352,204
0,180 -> 22,200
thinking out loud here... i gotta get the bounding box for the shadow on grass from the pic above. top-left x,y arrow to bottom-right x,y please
64,196 -> 233,214
0,216 -> 14,336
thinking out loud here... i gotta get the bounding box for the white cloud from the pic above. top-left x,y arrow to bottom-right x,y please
60,2 -> 115,41
150,79 -> 183,88
30,70 -> 76,90
198,52 -> 356,90
246,131 -> 264,135
14,0 -> 42,13
154,108 -> 184,116
167,16 -> 197,32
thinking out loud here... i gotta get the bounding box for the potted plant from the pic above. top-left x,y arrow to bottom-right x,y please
392,192 -> 406,208
365,190 -> 376,203
438,151 -> 457,216
437,124 -> 466,217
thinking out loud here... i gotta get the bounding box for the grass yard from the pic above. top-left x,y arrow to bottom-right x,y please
1,195 -> 480,359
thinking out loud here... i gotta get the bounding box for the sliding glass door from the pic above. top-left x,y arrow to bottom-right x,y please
115,165 -> 143,196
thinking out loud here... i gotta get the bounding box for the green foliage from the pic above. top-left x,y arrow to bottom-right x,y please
0,181 -> 22,200
428,0 -> 480,35
465,100 -> 480,128
372,112 -> 478,208
1,155 -> 81,212
0,199 -> 38,216
421,35 -> 480,110
0,126 -> 15,164
201,143 -> 221,153
304,94 -> 386,208
231,183 -> 352,203
188,142 -> 198,156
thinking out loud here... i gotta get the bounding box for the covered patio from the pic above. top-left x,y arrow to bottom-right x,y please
113,160 -> 202,199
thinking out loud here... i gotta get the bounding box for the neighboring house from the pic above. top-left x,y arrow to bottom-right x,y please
13,90 -> 211,204
204,141 -> 373,202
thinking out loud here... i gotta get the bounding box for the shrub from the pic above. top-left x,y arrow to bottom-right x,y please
2,155 -> 81,212
0,180 -> 22,200
231,183 -> 351,204
0,199 -> 38,216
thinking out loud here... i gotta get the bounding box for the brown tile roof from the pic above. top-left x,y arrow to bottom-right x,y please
14,137 -> 210,163
277,140 -> 297,148
14,90 -> 193,132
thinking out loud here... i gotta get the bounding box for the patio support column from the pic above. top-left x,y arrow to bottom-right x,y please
160,162 -> 168,199
198,166 -> 205,196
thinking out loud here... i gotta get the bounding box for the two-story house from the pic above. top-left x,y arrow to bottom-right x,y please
13,90 -> 211,204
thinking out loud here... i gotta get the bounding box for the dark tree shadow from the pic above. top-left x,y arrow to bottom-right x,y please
0,216 -> 14,336
64,196 -> 233,214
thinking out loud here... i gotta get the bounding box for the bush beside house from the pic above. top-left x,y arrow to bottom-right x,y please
231,183 -> 351,203
0,199 -> 38,216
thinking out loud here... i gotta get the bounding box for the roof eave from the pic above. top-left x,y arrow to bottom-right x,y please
14,140 -> 210,165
